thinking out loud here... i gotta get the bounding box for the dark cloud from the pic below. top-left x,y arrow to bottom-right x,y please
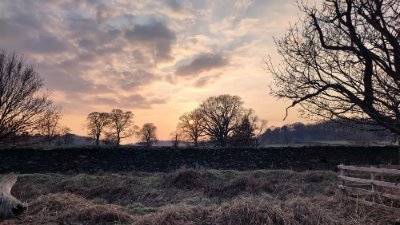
28,34 -> 69,53
91,97 -> 118,105
125,21 -> 176,61
131,50 -> 148,65
36,62 -> 110,94
0,11 -> 69,54
78,38 -> 97,50
119,94 -> 168,109
10,12 -> 42,28
46,71 -> 110,94
0,18 -> 22,39
166,0 -> 182,11
193,75 -> 220,87
115,70 -> 158,90
175,53 -> 229,76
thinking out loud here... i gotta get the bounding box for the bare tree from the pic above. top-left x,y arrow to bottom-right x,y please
268,0 -> 400,135
86,112 -> 110,146
0,50 -> 51,142
170,131 -> 180,148
103,131 -> 118,145
35,105 -> 65,145
199,95 -> 245,147
254,119 -> 268,148
138,123 -> 158,147
108,109 -> 135,146
230,109 -> 267,148
177,109 -> 206,147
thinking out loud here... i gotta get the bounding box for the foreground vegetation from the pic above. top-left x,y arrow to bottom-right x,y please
6,169 -> 399,225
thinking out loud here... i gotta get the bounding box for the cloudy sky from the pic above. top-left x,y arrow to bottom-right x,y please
0,0 -> 309,141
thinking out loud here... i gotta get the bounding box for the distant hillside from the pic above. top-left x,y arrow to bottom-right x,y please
260,120 -> 397,146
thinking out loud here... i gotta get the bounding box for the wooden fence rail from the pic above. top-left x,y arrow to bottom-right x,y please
338,164 -> 400,211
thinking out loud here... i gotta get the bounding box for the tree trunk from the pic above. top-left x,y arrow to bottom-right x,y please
116,133 -> 120,146
220,136 -> 226,147
95,134 -> 100,146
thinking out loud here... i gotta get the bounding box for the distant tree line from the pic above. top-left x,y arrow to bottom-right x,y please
261,120 -> 396,146
86,109 -> 158,146
176,94 -> 267,147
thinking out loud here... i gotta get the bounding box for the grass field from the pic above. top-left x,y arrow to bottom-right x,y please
5,169 -> 400,224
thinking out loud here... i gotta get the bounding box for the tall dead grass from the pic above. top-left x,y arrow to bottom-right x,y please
7,169 -> 400,225
18,193 -> 133,225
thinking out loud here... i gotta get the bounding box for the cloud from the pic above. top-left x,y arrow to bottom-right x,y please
28,34 -> 69,53
193,74 -> 221,87
235,0 -> 253,9
87,94 -> 157,109
0,0 -> 303,138
114,70 -> 158,90
175,53 -> 229,77
37,62 -> 111,94
125,21 -> 176,62
0,13 -> 68,54
165,0 -> 182,11
120,94 -> 169,109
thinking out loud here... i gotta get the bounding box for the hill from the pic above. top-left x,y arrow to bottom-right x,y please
260,120 -> 397,146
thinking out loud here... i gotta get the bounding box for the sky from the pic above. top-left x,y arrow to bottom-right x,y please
0,0 -> 310,141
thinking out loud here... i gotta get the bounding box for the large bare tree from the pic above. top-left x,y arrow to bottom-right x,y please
0,50 -> 51,142
86,112 -> 110,146
199,95 -> 245,147
268,0 -> 400,134
35,105 -> 66,145
138,123 -> 158,147
177,109 -> 206,147
109,109 -> 134,146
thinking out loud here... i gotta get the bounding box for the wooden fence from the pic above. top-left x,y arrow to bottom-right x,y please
338,164 -> 400,211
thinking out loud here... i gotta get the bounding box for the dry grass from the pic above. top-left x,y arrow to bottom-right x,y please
17,193 -> 133,225
136,198 -> 289,225
3,169 -> 399,225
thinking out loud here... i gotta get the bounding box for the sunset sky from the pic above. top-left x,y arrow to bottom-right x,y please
0,0 -> 310,141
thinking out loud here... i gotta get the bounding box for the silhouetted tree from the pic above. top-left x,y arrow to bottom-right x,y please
103,131 -> 118,145
35,105 -> 67,145
230,109 -> 267,148
230,113 -> 255,147
86,112 -> 110,146
199,95 -> 245,147
0,50 -> 51,142
109,109 -> 135,146
177,109 -> 206,147
254,118 -> 268,148
138,123 -> 158,147
268,0 -> 400,135
170,131 -> 180,148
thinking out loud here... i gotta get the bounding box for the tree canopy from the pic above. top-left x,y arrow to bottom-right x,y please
0,50 -> 51,142
268,0 -> 400,134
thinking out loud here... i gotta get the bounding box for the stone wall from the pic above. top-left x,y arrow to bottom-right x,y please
0,146 -> 398,173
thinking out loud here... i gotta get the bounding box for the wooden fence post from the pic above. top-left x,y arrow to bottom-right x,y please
339,164 -> 346,186
370,167 -> 376,203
